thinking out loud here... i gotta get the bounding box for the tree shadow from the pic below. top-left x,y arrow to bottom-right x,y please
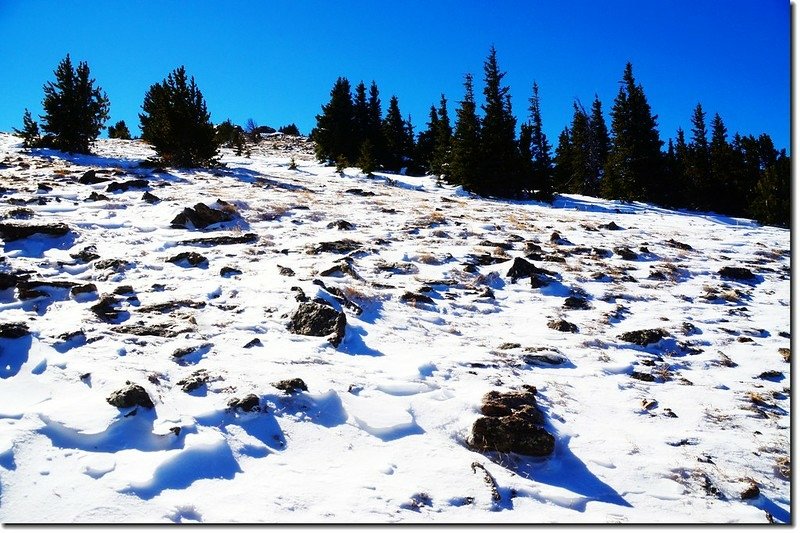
0,334 -> 33,379
749,495 -> 791,524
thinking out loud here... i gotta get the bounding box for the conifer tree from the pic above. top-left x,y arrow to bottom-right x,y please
431,94 -> 452,179
108,120 -> 132,140
479,46 -> 519,196
13,109 -> 40,148
139,66 -> 219,167
587,95 -> 609,196
353,81 -> 370,151
687,103 -> 711,209
602,63 -> 663,202
567,101 -> 591,194
40,54 -> 110,154
750,149 -> 790,227
709,112 -> 735,213
366,81 -> 385,164
357,138 -> 378,176
382,95 -> 408,171
553,127 -> 572,193
528,82 -> 554,200
416,105 -> 439,173
311,77 -> 354,163
449,73 -> 482,190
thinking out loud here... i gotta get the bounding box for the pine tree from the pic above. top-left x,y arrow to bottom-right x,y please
567,101 -> 591,194
108,120 -> 132,140
416,105 -> 439,173
553,127 -> 572,193
13,109 -> 40,148
528,82 -> 554,200
708,112 -> 735,214
750,149 -> 790,227
139,66 -> 219,167
587,95 -> 609,196
352,81 -> 369,152
431,94 -> 452,179
687,103 -> 711,209
40,54 -> 110,154
278,123 -> 301,136
366,81 -> 385,164
382,95 -> 407,171
449,73 -> 482,190
479,46 -> 519,197
311,77 -> 354,164
357,138 -> 378,176
602,63 -> 663,202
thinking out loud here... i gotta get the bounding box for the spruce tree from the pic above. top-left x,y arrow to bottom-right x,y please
587,95 -> 609,196
602,63 -> 663,202
108,120 -> 132,140
416,105 -> 439,173
553,127 -> 573,193
687,103 -> 711,209
139,66 -> 219,167
353,81 -> 369,152
567,101 -> 591,194
311,77 -> 354,164
479,46 -> 519,196
449,73 -> 482,190
13,109 -> 40,148
431,94 -> 452,179
709,112 -> 735,213
528,82 -> 554,200
750,149 -> 790,227
357,138 -> 378,176
40,54 -> 110,154
382,95 -> 407,171
367,81 -> 385,164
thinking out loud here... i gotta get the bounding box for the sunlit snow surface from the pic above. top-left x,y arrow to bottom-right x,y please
0,134 -> 789,523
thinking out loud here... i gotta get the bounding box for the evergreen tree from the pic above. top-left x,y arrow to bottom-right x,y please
357,138 -> 378,176
750,149 -> 790,227
40,54 -> 110,154
431,94 -> 452,179
602,63 -> 663,202
278,123 -> 301,136
567,101 -> 591,194
708,112 -> 735,213
528,82 -> 554,200
587,95 -> 609,196
381,95 -> 407,171
311,77 -> 354,163
687,103 -> 711,209
139,66 -> 219,167
352,81 -> 370,151
366,81 -> 385,164
449,73 -> 482,190
108,120 -> 132,140
416,105 -> 439,173
13,109 -> 40,148
479,46 -> 519,196
553,127 -> 573,193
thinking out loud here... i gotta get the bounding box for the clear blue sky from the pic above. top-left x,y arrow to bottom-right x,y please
0,0 -> 790,151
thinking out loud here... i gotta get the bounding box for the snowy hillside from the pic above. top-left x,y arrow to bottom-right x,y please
0,133 -> 790,523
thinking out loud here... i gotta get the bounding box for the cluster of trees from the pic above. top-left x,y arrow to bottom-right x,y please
15,55 -> 299,168
313,47 -> 790,227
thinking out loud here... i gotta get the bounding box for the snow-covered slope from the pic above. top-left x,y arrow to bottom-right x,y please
0,134 -> 790,523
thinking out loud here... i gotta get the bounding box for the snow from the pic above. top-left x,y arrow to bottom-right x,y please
0,133 -> 790,524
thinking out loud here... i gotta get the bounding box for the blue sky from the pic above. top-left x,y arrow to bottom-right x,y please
0,0 -> 790,150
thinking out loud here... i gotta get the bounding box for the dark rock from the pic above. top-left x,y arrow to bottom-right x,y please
114,285 -> 135,295
719,266 -> 756,281
602,221 -> 622,230
563,296 -> 590,310
227,394 -> 260,412
172,343 -> 212,360
273,378 -> 308,393
142,191 -> 161,204
0,222 -> 70,241
665,238 -> 693,251
5,207 -> 34,220
479,287 -> 494,299
614,246 -> 638,260
307,239 -> 362,255
167,251 -> 208,267
313,280 -> 363,316
16,280 -> 76,300
0,271 -> 29,290
287,301 -> 347,347
327,219 -> 355,230
630,371 -> 656,382
70,283 -> 98,297
138,300 -> 205,314
107,383 -> 154,409
469,387 -> 554,457
177,370 -> 209,393
277,265 -> 295,277
592,247 -> 613,258
0,322 -> 29,338
478,240 -> 514,251
112,324 -> 185,337
220,266 -> 242,277
320,260 -> 360,279
170,202 -> 235,230
498,342 -> 521,350
106,179 -> 149,193
400,292 -> 435,305
243,337 -> 262,348
506,257 -> 556,285
94,258 -> 130,272
740,482 -> 760,500
547,319 -> 578,333
90,296 -> 123,322
467,253 -> 508,266
179,233 -> 258,246
523,353 -> 567,366
345,188 -> 376,197
85,192 -> 110,202
78,169 -> 110,184
619,328 -> 669,346
70,246 -> 100,263
550,231 -> 568,245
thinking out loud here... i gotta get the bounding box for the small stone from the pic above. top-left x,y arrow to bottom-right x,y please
167,252 -> 207,267
220,266 -> 242,277
619,328 -> 669,346
740,482 -> 760,500
547,319 -> 578,333
107,384 -> 154,409
243,338 -> 262,348
273,378 -> 308,393
227,394 -> 260,412
719,266 -> 756,281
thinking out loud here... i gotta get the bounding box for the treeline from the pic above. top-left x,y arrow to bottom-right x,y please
312,47 -> 790,227
14,55 -> 300,168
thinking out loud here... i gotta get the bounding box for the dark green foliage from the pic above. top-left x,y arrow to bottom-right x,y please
566,102 -> 591,194
587,96 -> 609,196
686,103 -> 711,209
750,149 -> 790,227
449,73 -> 482,191
39,54 -> 110,154
366,82 -> 385,164
416,105 -> 439,173
431,94 -> 453,178
527,82 -> 554,200
312,77 -> 354,164
602,63 -> 664,202
356,138 -> 378,176
139,66 -> 219,167
553,127 -> 572,192
108,120 -> 132,140
478,46 -> 520,196
553,96 -> 607,197
352,81 -> 370,151
278,123 -> 301,136
382,96 -> 409,171
215,119 -> 246,155
13,109 -> 40,148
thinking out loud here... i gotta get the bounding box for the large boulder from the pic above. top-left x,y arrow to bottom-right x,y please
107,383 -> 154,409
287,301 -> 346,347
0,222 -> 71,241
619,328 -> 669,346
506,257 -> 557,286
170,202 -> 235,230
469,387 -> 555,457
